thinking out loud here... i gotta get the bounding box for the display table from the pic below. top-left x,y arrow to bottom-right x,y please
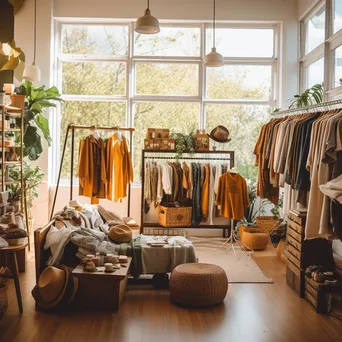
72,257 -> 131,311
0,243 -> 28,314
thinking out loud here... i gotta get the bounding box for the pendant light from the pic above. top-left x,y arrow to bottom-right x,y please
204,0 -> 224,67
135,0 -> 160,35
23,0 -> 41,83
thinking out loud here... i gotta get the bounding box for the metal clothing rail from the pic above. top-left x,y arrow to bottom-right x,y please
50,123 -> 135,220
140,149 -> 235,237
273,99 -> 342,118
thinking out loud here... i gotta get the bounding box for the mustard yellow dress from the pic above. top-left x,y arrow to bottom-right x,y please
106,135 -> 133,202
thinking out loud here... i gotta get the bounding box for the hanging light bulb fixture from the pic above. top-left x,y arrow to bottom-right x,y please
204,0 -> 224,67
23,0 -> 41,83
135,0 -> 160,35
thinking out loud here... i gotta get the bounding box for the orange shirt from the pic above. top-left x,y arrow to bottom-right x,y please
216,172 -> 250,221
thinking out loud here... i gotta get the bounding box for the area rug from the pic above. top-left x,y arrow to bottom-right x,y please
191,237 -> 273,284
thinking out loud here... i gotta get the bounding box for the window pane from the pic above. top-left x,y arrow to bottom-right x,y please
334,0 -> 342,33
135,63 -> 199,96
306,57 -> 324,88
62,62 -> 126,96
305,8 -> 325,54
62,24 -> 128,56
334,45 -> 342,88
206,65 -> 272,100
206,28 -> 274,57
206,104 -> 270,182
134,27 -> 200,56
60,101 -> 126,179
133,102 -> 199,179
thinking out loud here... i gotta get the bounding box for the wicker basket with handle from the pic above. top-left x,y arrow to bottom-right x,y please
256,216 -> 280,233
158,205 -> 192,227
9,94 -> 25,110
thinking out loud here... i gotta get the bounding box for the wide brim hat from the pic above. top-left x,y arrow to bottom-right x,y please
208,125 -> 231,143
32,265 -> 78,310
108,224 -> 133,243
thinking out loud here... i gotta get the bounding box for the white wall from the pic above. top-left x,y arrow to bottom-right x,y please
14,0 -> 299,231
297,0 -> 320,19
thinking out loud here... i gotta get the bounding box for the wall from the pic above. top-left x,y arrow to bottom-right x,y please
0,1 -> 14,88
298,0 -> 320,19
14,0 -> 299,231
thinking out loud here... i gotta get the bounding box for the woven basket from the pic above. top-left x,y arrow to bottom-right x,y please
239,225 -> 269,251
158,205 -> 192,227
170,263 -> 228,307
0,286 -> 8,321
256,216 -> 280,233
9,94 -> 25,110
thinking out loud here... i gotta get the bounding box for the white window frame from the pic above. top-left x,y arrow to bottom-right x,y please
51,19 -> 280,185
300,0 -> 342,100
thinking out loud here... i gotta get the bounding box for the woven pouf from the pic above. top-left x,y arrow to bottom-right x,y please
170,263 -> 228,308
240,227 -> 269,251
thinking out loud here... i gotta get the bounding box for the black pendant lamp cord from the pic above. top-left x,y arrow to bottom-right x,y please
147,0 -> 150,10
33,0 -> 37,64
213,0 -> 216,48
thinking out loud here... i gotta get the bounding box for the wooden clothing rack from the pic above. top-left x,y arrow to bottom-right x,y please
140,149 -> 235,237
50,123 -> 135,220
273,99 -> 342,118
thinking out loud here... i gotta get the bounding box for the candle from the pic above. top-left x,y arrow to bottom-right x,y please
3,84 -> 15,95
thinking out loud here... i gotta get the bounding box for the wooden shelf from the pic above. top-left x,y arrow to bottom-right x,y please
0,129 -> 21,132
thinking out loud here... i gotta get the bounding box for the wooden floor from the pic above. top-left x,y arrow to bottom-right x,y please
1,252 -> 342,342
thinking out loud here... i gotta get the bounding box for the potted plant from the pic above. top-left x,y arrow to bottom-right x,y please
255,194 -> 283,235
170,132 -> 196,159
8,162 -> 45,226
7,183 -> 21,211
15,80 -> 63,161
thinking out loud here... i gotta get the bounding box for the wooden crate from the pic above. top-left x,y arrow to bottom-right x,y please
147,128 -> 169,140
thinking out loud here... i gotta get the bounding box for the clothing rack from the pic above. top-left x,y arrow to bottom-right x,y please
50,123 -> 135,220
140,149 -> 235,237
273,99 -> 342,118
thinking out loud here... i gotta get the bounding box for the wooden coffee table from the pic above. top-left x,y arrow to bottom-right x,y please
72,257 -> 131,310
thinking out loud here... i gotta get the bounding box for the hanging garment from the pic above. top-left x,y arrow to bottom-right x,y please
192,163 -> 202,226
77,135 -> 107,204
208,164 -> 216,225
106,135 -> 133,202
201,164 -> 210,221
182,162 -> 191,198
161,162 -> 173,195
216,172 -> 250,221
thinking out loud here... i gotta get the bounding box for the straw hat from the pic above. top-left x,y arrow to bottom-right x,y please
208,125 -> 231,143
32,265 -> 78,310
108,224 -> 133,243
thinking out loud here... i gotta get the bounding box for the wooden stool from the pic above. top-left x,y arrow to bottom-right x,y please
0,243 -> 28,314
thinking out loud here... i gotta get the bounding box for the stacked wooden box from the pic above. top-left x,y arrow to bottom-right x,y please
144,128 -> 175,150
285,210 -> 333,298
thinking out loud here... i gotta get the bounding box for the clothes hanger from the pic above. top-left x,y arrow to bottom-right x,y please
90,126 -> 100,140
113,126 -> 122,141
229,167 -> 238,174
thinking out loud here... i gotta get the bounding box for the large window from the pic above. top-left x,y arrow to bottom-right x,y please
54,22 -> 278,183
300,0 -> 342,99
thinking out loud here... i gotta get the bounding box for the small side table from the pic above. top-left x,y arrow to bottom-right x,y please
72,257 -> 131,310
0,243 -> 28,314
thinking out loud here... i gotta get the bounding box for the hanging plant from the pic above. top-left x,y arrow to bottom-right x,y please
0,40 -> 25,71
170,132 -> 196,159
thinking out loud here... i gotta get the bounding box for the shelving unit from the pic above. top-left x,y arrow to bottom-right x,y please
0,105 -> 30,249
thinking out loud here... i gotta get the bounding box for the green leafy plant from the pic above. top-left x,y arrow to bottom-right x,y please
8,162 -> 45,217
7,183 -> 21,202
240,180 -> 268,226
0,40 -> 25,71
289,83 -> 324,109
270,193 -> 284,220
170,132 -> 196,159
15,81 -> 63,160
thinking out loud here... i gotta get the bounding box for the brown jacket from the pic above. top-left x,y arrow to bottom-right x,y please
77,135 -> 107,204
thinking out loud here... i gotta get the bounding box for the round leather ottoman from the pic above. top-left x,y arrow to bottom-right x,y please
240,226 -> 269,250
170,263 -> 228,308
